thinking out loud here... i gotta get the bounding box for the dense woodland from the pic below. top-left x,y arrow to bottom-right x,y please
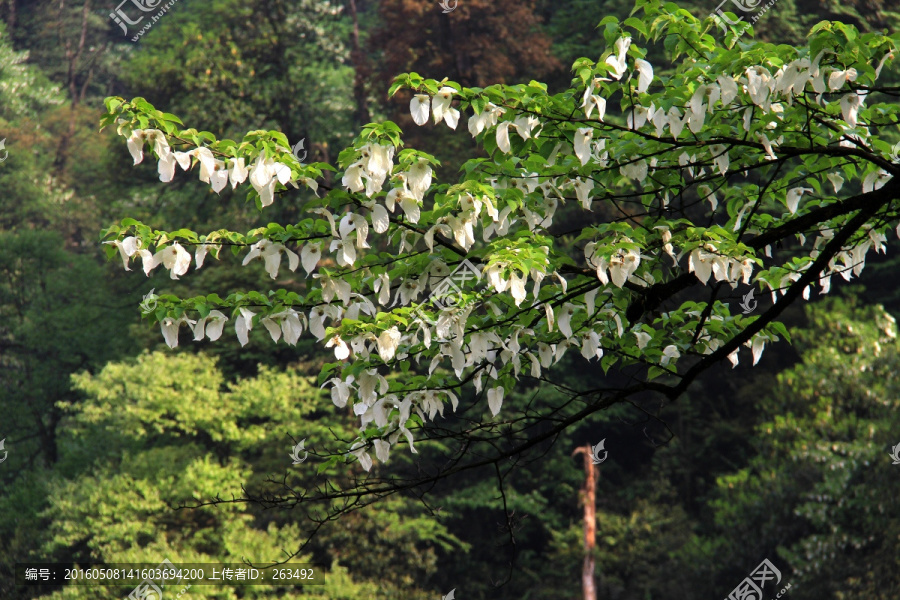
1,0 -> 900,599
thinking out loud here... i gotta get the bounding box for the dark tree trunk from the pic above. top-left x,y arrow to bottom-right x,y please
573,444 -> 598,600
54,0 -> 91,170
347,0 -> 370,127
6,0 -> 16,33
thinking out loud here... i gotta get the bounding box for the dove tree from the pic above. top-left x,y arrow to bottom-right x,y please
99,0 -> 899,540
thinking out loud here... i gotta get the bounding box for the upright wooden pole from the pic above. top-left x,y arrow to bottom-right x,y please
572,445 -> 597,600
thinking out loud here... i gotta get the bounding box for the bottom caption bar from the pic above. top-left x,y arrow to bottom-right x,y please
16,560 -> 325,586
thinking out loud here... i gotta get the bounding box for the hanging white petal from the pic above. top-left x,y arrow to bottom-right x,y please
487,386 -> 504,417
635,59 -> 653,93
410,94 -> 430,126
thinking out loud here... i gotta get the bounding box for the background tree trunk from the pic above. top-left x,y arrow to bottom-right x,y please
347,0 -> 370,127
573,444 -> 597,600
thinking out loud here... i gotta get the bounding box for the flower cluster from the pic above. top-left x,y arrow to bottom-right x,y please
104,14 -> 898,472
123,127 -> 307,206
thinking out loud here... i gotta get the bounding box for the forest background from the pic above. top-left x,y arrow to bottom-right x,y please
1,0 -> 899,598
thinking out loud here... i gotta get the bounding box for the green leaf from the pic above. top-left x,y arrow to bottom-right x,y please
316,455 -> 341,474
160,112 -> 184,125
647,366 -> 665,380
624,17 -> 649,37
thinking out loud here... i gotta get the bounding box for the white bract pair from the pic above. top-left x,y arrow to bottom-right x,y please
410,86 -> 460,129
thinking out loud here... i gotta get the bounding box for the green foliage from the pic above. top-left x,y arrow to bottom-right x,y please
119,0 -> 356,148
0,20 -> 62,119
707,298 -> 900,599
0,229 -> 135,472
1,352 -> 459,599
